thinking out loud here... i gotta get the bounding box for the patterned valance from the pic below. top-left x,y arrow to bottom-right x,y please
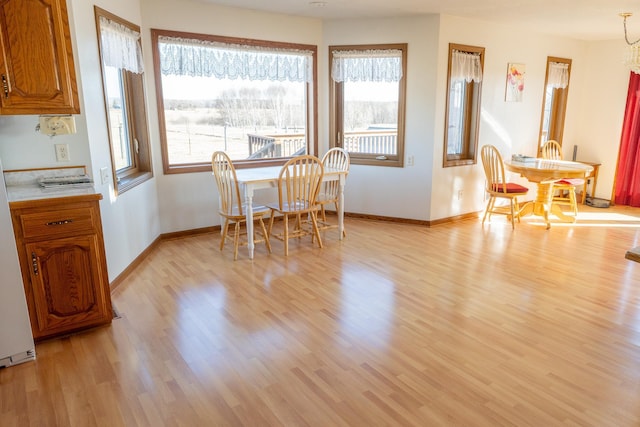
331,49 -> 403,83
158,35 -> 313,82
99,16 -> 144,74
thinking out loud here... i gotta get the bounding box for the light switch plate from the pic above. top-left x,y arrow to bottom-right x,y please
100,167 -> 109,185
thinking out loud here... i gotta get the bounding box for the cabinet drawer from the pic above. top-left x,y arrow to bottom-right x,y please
19,207 -> 96,239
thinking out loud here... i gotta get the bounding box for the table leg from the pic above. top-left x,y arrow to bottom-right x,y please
550,203 -> 576,223
244,185 -> 255,259
537,181 -> 575,226
516,183 -> 552,228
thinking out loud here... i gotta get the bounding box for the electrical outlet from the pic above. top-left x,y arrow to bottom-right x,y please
407,155 -> 414,166
457,190 -> 463,200
55,144 -> 70,162
100,167 -> 109,185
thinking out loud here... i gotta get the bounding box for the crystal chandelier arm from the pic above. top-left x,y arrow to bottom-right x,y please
622,14 -> 640,45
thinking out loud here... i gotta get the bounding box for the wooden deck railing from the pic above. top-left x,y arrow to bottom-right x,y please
343,130 -> 397,155
247,129 -> 398,159
247,134 -> 306,159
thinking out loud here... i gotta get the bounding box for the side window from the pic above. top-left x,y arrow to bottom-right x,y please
538,57 -> 571,153
443,43 -> 484,167
95,7 -> 153,194
150,30 -> 317,173
329,44 -> 407,167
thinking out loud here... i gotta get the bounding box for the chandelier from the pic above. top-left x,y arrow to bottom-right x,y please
620,13 -> 640,74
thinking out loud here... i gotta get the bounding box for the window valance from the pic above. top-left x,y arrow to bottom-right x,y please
157,36 -> 313,82
331,49 -> 403,83
99,16 -> 144,74
547,62 -> 569,89
450,50 -> 482,83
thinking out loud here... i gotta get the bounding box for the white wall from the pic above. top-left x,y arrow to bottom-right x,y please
574,40 -> 629,200
69,0 -> 161,281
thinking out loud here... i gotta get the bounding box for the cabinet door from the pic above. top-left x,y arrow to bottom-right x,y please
27,234 -> 111,338
0,0 -> 80,114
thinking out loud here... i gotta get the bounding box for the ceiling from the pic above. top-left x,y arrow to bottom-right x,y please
196,0 -> 640,42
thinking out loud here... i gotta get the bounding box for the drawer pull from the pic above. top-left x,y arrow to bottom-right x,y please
31,252 -> 39,276
1,75 -> 7,98
46,219 -> 73,226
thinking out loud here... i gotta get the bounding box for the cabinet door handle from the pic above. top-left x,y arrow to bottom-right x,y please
46,219 -> 73,226
1,75 -> 7,98
31,252 -> 39,276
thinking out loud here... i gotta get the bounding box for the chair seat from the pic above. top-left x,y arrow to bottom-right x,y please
220,204 -> 270,218
490,182 -> 529,194
266,201 -> 317,213
555,178 -> 585,186
316,192 -> 336,203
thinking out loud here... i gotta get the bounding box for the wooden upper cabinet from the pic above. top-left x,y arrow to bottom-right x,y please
0,0 -> 80,114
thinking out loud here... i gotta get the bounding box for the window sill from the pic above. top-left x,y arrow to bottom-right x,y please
116,171 -> 153,195
443,158 -> 476,168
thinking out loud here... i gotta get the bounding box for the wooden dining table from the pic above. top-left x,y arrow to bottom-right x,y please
233,165 -> 348,259
504,158 -> 593,228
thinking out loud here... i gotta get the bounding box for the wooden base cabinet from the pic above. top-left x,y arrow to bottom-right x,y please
10,194 -> 112,341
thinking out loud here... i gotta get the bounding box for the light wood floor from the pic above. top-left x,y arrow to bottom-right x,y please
4,206 -> 640,426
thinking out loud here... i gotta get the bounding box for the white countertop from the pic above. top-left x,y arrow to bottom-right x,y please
4,166 -> 100,203
6,184 -> 99,203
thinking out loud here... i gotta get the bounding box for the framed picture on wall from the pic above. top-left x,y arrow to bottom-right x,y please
505,63 -> 525,102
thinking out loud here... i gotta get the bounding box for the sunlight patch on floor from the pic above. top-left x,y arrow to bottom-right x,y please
522,209 -> 640,228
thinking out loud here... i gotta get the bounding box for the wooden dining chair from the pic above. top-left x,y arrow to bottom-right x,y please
317,147 -> 350,236
480,145 -> 530,229
211,151 -> 271,260
266,155 -> 324,256
540,140 -> 583,216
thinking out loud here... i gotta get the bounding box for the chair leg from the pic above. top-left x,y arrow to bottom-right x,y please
509,200 -> 516,230
310,211 -> 323,249
220,219 -> 230,251
294,214 -> 303,235
570,188 -> 578,215
482,197 -> 493,225
268,210 -> 275,238
233,221 -> 240,260
283,214 -> 289,256
258,217 -> 272,254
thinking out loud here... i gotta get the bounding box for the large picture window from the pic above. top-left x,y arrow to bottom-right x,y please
443,43 -> 484,167
150,30 -> 318,173
329,44 -> 407,167
95,7 -> 153,194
